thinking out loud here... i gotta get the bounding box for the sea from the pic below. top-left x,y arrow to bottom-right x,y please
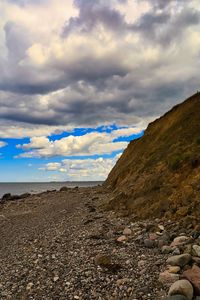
0,182 -> 103,199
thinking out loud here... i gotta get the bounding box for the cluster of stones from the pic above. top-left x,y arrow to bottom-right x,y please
141,224 -> 200,300
95,220 -> 200,299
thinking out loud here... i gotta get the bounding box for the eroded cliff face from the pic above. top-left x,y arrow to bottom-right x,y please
105,93 -> 200,222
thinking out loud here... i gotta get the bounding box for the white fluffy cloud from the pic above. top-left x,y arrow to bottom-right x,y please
17,126 -> 142,158
41,154 -> 122,181
0,141 -> 7,148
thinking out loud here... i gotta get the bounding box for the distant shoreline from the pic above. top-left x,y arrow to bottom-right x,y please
0,181 -> 103,199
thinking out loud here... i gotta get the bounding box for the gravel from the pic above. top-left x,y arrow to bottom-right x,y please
0,186 -> 171,299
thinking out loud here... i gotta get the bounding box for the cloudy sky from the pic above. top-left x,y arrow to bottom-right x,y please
0,0 -> 199,182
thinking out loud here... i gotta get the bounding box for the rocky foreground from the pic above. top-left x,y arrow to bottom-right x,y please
0,187 -> 200,300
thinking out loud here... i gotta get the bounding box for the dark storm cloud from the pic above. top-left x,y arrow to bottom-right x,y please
0,0 -> 200,131
148,0 -> 188,10
134,6 -> 200,45
63,0 -> 130,36
4,21 -> 31,62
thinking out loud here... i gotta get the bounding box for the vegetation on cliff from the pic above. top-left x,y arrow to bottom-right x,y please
105,93 -> 200,223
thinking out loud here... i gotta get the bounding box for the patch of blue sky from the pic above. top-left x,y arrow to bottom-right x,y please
48,124 -> 123,141
113,131 -> 144,143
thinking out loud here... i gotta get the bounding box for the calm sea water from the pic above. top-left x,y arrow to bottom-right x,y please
0,182 -> 103,198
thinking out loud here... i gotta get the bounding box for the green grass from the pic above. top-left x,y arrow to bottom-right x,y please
169,155 -> 182,171
196,137 -> 200,145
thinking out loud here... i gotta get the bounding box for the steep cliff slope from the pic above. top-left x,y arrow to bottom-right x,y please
106,93 -> 200,222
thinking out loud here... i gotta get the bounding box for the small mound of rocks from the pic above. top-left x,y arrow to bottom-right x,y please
157,230 -> 200,300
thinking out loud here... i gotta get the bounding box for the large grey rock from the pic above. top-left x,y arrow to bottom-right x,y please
168,279 -> 193,300
167,254 -> 191,267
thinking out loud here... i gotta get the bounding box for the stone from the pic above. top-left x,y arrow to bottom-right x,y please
165,295 -> 188,300
168,279 -> 193,300
26,282 -> 34,290
158,225 -> 165,231
162,246 -> 173,254
117,235 -> 127,243
95,254 -> 112,267
138,260 -> 146,268
1,193 -> 12,201
144,239 -> 155,248
172,248 -> 181,256
20,193 -> 30,199
149,233 -> 157,240
167,254 -> 191,267
123,228 -> 132,235
192,232 -> 200,239
193,245 -> 200,257
167,266 -> 181,274
192,257 -> 200,266
60,186 -> 68,192
183,265 -> 200,295
184,244 -> 193,255
116,278 -> 129,286
94,254 -> 122,272
158,238 -> 169,247
171,236 -> 189,247
53,276 -> 59,282
159,271 -> 179,286
156,231 -> 163,236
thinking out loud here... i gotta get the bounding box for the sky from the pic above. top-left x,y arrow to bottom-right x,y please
0,0 -> 199,182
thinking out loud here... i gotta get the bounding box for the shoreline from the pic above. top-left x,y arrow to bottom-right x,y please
0,181 -> 103,200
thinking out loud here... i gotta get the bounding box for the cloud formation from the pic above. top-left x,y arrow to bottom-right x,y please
17,127 -> 141,158
41,154 -> 122,181
1,0 -> 200,181
0,0 -> 199,137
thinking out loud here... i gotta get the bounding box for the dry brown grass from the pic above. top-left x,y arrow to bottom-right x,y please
105,92 -> 200,223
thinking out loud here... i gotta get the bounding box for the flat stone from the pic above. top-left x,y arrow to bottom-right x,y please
168,279 -> 193,300
183,265 -> 200,295
116,278 -> 129,286
158,225 -> 165,231
167,254 -> 192,267
117,235 -> 127,242
171,236 -> 189,247
144,239 -> 155,248
167,266 -> 181,274
193,245 -> 200,257
159,271 -> 179,286
95,254 -> 112,267
123,228 -> 132,235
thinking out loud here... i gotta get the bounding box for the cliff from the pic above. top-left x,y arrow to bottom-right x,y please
105,92 -> 200,223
